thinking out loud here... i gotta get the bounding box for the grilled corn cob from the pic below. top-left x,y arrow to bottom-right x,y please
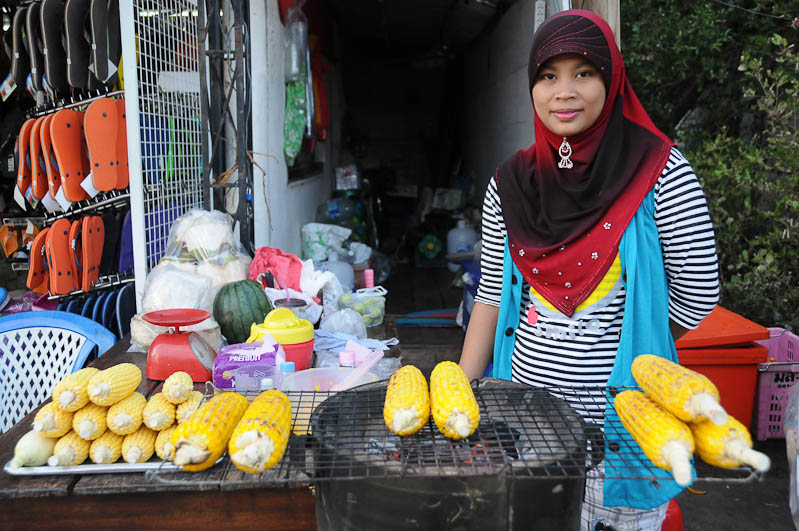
384,365 -> 430,436
429,361 -> 480,440
107,392 -> 147,435
155,425 -> 177,460
87,363 -> 142,406
170,392 -> 249,471
229,390 -> 292,473
632,354 -> 727,425
33,402 -> 73,438
690,416 -> 771,472
176,391 -> 204,423
142,393 -> 176,431
614,389 -> 694,486
163,371 -> 194,404
89,430 -> 124,464
122,426 -> 158,463
72,403 -> 108,440
48,430 -> 90,466
51,367 -> 100,412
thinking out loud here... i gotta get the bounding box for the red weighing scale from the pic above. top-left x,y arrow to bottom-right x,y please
142,309 -> 216,382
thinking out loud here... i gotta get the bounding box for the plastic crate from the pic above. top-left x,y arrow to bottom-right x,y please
754,328 -> 799,440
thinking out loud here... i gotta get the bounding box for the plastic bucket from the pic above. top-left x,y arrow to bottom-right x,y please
283,338 -> 315,371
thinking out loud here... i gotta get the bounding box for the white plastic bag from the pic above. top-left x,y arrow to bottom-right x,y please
141,262 -> 216,313
319,308 -> 367,339
301,222 -> 351,261
337,286 -> 387,327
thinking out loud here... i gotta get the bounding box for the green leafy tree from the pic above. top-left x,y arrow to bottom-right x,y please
622,2 -> 799,330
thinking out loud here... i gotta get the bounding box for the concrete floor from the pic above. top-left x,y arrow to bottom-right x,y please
384,261 -> 796,530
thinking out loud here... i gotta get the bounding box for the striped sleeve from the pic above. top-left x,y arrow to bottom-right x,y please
654,148 -> 721,329
475,176 -> 506,307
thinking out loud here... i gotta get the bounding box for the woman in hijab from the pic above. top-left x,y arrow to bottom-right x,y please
459,9 -> 720,530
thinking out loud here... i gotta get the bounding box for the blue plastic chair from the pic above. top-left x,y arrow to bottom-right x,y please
0,310 -> 116,433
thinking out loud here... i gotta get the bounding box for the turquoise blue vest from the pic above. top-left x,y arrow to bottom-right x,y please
492,189 -> 692,509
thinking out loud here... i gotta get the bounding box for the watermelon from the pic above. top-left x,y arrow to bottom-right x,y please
213,279 -> 272,343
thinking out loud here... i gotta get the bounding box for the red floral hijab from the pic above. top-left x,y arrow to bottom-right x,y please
496,9 -> 673,317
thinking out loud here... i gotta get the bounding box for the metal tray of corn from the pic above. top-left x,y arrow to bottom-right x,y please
3,457 -> 186,476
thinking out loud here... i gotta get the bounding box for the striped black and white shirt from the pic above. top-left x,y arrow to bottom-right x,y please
476,148 -> 720,422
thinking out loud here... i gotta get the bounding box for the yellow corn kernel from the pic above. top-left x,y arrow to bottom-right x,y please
107,392 -> 147,435
163,371 -> 194,404
72,403 -> 108,441
176,391 -> 204,423
614,390 -> 695,486
384,365 -> 430,436
87,363 -> 142,406
122,426 -> 158,463
47,430 -> 90,466
229,390 -> 291,473
430,361 -> 480,440
89,430 -> 124,464
142,393 -> 177,431
170,392 -> 249,472
51,367 -> 100,412
691,416 -> 771,472
33,402 -> 74,438
155,425 -> 177,460
632,354 -> 727,425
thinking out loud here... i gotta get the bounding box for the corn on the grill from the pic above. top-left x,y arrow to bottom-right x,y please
614,389 -> 694,486
33,402 -> 73,438
51,367 -> 100,412
142,393 -> 176,431
429,361 -> 480,440
87,363 -> 142,406
383,365 -> 430,436
171,392 -> 249,471
631,354 -> 727,425
155,425 -> 177,460
690,416 -> 771,472
89,430 -> 124,464
176,391 -> 204,423
72,403 -> 108,440
163,371 -> 194,404
48,430 -> 90,466
229,390 -> 292,473
107,392 -> 147,435
122,426 -> 158,463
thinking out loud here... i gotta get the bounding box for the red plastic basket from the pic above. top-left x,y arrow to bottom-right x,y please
754,328 -> 799,440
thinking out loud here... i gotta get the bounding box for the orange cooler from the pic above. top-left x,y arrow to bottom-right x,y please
248,308 -> 315,370
675,305 -> 769,430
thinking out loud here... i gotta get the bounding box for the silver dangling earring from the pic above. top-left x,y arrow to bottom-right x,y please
558,136 -> 573,169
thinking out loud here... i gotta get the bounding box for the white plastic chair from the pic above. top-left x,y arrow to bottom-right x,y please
0,310 -> 116,433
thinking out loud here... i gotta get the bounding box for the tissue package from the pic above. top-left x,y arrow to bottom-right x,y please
213,341 -> 279,392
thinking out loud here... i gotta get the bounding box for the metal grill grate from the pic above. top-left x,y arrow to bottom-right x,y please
148,381 -> 763,487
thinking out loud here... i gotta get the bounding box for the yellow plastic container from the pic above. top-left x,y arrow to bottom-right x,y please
248,308 -> 315,370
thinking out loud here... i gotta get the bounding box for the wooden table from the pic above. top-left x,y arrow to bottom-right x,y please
0,319 -> 401,530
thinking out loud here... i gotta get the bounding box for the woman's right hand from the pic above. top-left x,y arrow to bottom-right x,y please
459,302 -> 500,381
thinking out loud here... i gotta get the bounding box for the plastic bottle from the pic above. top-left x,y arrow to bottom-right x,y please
324,251 -> 355,292
446,219 -> 479,272
278,361 -> 296,391
363,269 -> 374,289
260,378 -> 275,391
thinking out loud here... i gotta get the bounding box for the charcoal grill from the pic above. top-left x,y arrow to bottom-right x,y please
309,378 -> 600,530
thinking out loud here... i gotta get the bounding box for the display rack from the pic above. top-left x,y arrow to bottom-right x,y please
121,0 -> 209,311
197,0 -> 254,253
